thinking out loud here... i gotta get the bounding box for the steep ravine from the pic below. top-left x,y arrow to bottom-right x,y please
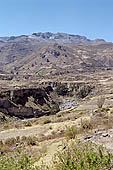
0,86 -> 58,119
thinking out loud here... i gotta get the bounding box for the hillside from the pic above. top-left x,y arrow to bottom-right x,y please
0,32 -> 112,76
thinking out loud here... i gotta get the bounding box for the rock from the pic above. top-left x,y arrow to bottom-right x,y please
95,131 -> 103,136
84,136 -> 93,140
102,133 -> 110,137
0,150 -> 3,155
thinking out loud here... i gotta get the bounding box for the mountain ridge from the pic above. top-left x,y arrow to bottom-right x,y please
0,32 -> 113,76
0,32 -> 106,44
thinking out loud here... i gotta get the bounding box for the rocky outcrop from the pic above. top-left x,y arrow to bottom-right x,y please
0,86 -> 58,119
41,81 -> 94,98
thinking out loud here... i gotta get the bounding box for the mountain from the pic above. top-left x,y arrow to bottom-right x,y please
0,32 -> 105,44
0,32 -> 112,76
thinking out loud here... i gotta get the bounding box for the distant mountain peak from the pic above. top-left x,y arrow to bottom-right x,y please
31,32 -> 91,43
0,32 -> 106,45
31,32 -> 106,44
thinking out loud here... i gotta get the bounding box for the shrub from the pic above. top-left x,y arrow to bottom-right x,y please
0,145 -> 11,153
26,136 -> 37,146
24,120 -> 32,127
0,140 -> 3,147
21,136 -> 27,142
97,96 -> 105,109
80,119 -> 93,131
56,84 -> 68,96
16,136 -> 20,143
4,137 -> 16,146
44,119 -> 51,124
52,141 -> 113,170
76,85 -> 92,98
0,151 -> 40,170
57,114 -> 62,117
64,126 -> 79,139
50,104 -> 60,115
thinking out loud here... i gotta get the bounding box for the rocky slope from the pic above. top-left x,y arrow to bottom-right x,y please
0,32 -> 113,76
0,86 -> 59,119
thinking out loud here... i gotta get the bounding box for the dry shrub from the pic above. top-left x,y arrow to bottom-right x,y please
76,84 -> 92,98
26,136 -> 37,146
80,119 -> 93,132
24,120 -> 32,127
0,140 -> 3,147
97,96 -> 105,109
64,126 -> 79,139
21,136 -> 38,146
43,119 -> 51,124
0,145 -> 12,153
16,136 -> 20,143
21,136 -> 27,142
102,115 -> 113,130
4,137 -> 16,146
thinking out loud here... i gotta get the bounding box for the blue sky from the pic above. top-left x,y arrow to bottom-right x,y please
0,0 -> 113,41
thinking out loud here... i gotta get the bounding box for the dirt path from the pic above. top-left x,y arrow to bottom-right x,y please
0,125 -> 47,140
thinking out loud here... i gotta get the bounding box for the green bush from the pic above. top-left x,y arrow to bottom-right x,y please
0,151 -> 40,170
0,141 -> 113,170
64,126 -> 79,139
52,141 -> 113,170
